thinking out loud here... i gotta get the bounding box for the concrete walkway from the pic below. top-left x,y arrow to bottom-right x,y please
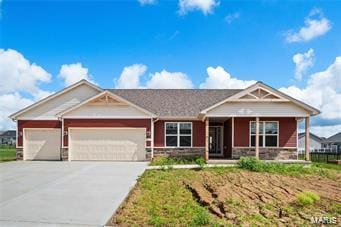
0,161 -> 147,226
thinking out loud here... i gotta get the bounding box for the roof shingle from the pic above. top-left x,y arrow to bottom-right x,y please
107,89 -> 242,117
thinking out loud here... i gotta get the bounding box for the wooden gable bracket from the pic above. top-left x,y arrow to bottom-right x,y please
88,94 -> 128,106
233,87 -> 288,102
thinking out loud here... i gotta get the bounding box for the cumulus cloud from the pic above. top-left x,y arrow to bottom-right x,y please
115,64 -> 147,89
138,0 -> 157,5
293,48 -> 314,80
178,0 -> 219,15
0,49 -> 53,130
0,49 -> 52,97
199,66 -> 256,89
146,70 -> 193,89
58,63 -> 95,87
280,56 -> 341,136
225,12 -> 240,24
285,8 -> 331,43
0,93 -> 33,130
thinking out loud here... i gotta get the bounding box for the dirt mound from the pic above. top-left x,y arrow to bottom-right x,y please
184,171 -> 341,225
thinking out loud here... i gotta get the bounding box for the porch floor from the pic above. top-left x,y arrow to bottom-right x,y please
207,159 -> 311,165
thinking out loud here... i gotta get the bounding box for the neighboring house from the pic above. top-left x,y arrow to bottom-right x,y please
0,130 -> 16,145
9,80 -> 319,161
322,132 -> 341,152
298,132 -> 324,151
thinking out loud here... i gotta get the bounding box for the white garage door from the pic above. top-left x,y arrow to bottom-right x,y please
24,129 -> 61,160
69,128 -> 146,161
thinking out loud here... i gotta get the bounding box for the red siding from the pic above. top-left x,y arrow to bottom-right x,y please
17,120 -> 61,146
233,117 -> 297,147
63,119 -> 151,146
154,120 -> 205,147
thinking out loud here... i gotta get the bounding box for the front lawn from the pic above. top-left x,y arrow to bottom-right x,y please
109,162 -> 341,226
0,145 -> 16,162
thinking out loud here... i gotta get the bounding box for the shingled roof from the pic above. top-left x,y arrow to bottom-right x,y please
107,89 -> 242,117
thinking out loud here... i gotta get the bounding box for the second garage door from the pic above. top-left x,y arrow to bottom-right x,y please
69,128 -> 146,161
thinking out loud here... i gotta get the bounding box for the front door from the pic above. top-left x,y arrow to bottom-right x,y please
209,126 -> 223,157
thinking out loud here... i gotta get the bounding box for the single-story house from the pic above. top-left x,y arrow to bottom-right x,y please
9,80 -> 319,161
298,132 -> 325,151
0,130 -> 16,145
322,132 -> 341,152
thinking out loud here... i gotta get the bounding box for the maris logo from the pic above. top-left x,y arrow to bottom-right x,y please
311,216 -> 337,224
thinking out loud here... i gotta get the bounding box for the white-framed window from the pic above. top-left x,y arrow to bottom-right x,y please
165,122 -> 192,147
250,121 -> 279,147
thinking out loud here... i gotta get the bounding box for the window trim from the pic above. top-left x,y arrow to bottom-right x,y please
165,122 -> 193,148
249,121 -> 279,148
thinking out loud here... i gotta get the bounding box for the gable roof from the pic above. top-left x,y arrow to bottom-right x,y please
9,80 -> 102,120
0,130 -> 16,137
325,132 -> 341,143
57,90 -> 157,117
107,89 -> 242,118
200,82 -> 320,115
298,132 -> 325,143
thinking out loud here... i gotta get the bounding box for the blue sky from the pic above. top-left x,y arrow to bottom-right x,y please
0,0 -> 341,136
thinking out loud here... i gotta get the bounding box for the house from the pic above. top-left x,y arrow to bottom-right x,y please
0,130 -> 16,145
9,80 -> 319,161
298,132 -> 325,151
322,132 -> 341,152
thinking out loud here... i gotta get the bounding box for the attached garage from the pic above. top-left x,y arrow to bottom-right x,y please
68,128 -> 146,161
23,129 -> 61,160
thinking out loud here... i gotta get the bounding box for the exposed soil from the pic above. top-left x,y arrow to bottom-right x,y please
184,170 -> 341,225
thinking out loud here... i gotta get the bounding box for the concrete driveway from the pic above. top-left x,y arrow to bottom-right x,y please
0,161 -> 147,226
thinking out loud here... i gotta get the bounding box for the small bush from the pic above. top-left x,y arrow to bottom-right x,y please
296,191 -> 320,206
238,157 -> 265,172
195,157 -> 206,169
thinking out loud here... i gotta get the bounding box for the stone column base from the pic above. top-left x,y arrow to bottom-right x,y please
16,148 -> 23,160
61,148 -> 68,161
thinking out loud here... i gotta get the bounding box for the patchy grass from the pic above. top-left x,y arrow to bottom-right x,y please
296,191 -> 320,206
0,145 -> 16,162
150,156 -> 205,167
109,165 -> 341,226
312,162 -> 341,171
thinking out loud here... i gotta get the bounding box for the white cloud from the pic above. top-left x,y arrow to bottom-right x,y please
293,48 -> 314,80
146,70 -> 193,89
225,12 -> 240,24
138,0 -> 157,5
0,49 -> 53,130
115,64 -> 147,89
58,63 -> 95,87
285,8 -> 331,43
280,56 -> 341,137
200,66 -> 256,89
0,49 -> 52,97
178,0 -> 219,15
0,93 -> 33,130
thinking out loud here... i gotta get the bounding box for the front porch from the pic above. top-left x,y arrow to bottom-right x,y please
204,116 -> 311,161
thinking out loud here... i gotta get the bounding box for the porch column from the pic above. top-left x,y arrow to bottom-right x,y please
255,117 -> 260,159
151,118 -> 154,159
305,117 -> 310,161
205,118 -> 209,161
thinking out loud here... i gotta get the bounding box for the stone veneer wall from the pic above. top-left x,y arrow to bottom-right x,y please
61,148 -> 68,161
153,148 -> 205,158
16,148 -> 23,160
232,147 -> 297,160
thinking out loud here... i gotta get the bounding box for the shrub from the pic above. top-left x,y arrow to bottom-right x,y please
238,157 -> 265,172
195,157 -> 206,169
296,191 -> 320,206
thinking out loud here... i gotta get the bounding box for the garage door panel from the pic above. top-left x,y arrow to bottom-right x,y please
69,128 -> 146,161
24,129 -> 61,160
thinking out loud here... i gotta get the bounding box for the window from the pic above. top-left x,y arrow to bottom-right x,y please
165,122 -> 192,147
250,121 -> 278,147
